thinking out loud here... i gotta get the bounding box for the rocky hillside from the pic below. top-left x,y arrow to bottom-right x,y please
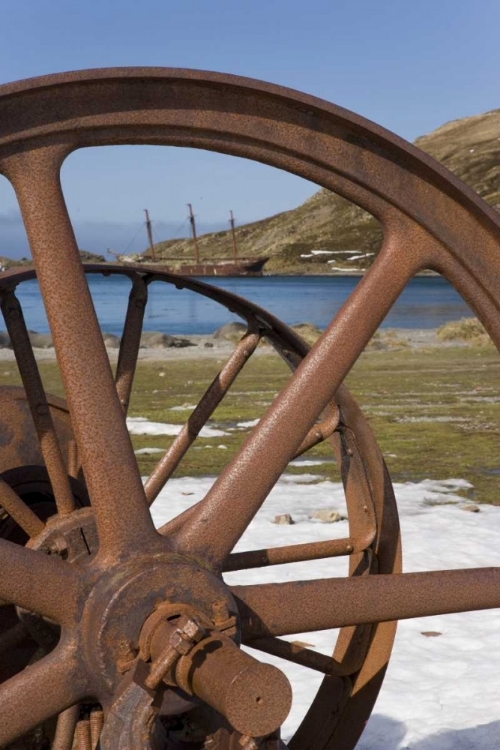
146,109 -> 500,274
0,250 -> 106,270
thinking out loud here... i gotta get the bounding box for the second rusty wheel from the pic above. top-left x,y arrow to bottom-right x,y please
0,264 -> 400,750
0,68 -> 499,750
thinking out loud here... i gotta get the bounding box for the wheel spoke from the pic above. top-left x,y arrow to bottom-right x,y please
53,705 -> 80,750
224,537 -> 366,572
1,289 -> 76,516
175,243 -> 418,567
147,328 -> 260,505
115,274 -> 148,414
234,567 -> 500,639
7,151 -> 157,559
0,642 -> 88,747
292,404 -> 339,458
158,501 -> 198,536
0,536 -> 80,624
250,637 -> 347,676
0,478 -> 45,538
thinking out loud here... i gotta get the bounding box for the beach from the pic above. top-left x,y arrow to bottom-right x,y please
0,327 -> 448,362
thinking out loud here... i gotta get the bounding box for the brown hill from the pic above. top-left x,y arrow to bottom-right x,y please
0,250 -> 106,270
145,109 -> 500,274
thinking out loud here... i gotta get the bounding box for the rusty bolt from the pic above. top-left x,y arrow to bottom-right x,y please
180,617 -> 206,642
75,718 -> 91,750
47,536 -> 69,557
211,599 -> 237,633
116,643 -> 139,674
89,708 -> 104,750
211,599 -> 230,625
170,629 -> 199,656
145,616 -> 206,689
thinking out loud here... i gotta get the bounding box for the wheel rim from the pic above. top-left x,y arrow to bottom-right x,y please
0,68 -> 498,749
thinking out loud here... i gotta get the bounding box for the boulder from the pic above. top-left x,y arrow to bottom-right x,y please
103,333 -> 120,349
311,508 -> 342,523
170,336 -> 194,349
213,322 -> 247,342
272,513 -> 294,525
140,331 -> 194,348
28,332 -> 53,348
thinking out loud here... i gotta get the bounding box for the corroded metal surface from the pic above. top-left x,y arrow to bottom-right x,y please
0,68 -> 498,749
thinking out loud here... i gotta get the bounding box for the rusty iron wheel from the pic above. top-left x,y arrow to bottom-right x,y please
0,68 -> 499,750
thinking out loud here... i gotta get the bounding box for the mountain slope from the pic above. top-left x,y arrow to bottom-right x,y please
146,109 -> 500,274
0,249 -> 106,270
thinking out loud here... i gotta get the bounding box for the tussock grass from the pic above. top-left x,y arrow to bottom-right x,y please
437,317 -> 491,345
368,331 -> 410,351
290,323 -> 323,346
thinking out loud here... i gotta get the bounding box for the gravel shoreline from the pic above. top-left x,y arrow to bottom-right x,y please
0,327 -> 445,362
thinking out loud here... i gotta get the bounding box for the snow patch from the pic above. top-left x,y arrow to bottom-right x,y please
127,416 -> 228,438
149,475 -> 500,747
235,418 -> 260,429
289,458 -> 330,467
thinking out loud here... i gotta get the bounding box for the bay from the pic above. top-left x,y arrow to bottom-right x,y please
6,274 -> 472,336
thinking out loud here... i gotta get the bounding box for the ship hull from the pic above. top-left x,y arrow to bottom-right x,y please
139,257 -> 268,277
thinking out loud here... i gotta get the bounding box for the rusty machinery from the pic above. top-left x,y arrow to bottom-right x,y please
0,69 -> 499,750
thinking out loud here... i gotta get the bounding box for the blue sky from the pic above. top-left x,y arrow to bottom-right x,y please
0,0 -> 498,258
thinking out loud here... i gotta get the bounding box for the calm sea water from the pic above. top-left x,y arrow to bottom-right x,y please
6,274 -> 473,336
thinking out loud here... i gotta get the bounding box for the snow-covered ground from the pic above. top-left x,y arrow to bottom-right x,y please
150,473 -> 500,749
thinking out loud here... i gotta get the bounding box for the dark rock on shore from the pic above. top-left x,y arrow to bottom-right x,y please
0,332 -> 10,348
140,331 -> 194,348
28,332 -> 53,348
103,333 -> 120,349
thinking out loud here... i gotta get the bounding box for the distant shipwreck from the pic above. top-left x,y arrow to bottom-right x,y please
109,206 -> 268,277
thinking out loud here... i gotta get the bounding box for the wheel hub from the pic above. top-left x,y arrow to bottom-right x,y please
78,553 -> 291,742
82,555 -> 235,693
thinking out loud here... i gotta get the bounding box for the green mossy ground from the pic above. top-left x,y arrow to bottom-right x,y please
1,342 -> 498,504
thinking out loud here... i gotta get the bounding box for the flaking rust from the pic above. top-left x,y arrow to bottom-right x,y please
0,68 -> 498,749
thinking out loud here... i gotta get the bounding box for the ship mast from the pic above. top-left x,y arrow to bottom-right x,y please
107,248 -> 121,262
187,203 -> 200,264
144,209 -> 156,262
229,210 -> 238,260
